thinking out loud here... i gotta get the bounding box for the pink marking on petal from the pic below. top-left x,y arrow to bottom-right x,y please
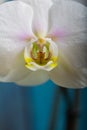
47,28 -> 69,40
52,30 -> 66,37
17,33 -> 33,42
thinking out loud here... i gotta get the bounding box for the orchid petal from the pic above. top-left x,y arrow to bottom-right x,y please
49,1 -> 87,88
50,53 -> 87,88
19,0 -> 52,37
0,1 -> 34,82
48,0 -> 86,38
0,1 -> 34,41
16,70 -> 49,86
0,39 -> 32,82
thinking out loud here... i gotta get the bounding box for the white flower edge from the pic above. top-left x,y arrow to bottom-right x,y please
0,1 -> 51,86
48,0 -> 87,88
0,1 -> 86,88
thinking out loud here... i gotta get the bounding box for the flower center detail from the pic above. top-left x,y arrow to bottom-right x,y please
24,38 -> 58,71
31,39 -> 51,65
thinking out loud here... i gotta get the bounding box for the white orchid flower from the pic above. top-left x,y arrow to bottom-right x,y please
0,0 -> 87,88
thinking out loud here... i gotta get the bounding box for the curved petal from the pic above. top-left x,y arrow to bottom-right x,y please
0,1 -> 34,40
49,53 -> 87,88
48,0 -> 87,88
19,0 -> 53,37
0,1 -> 34,82
49,33 -> 87,88
48,0 -> 86,37
15,70 -> 49,86
0,39 -> 32,82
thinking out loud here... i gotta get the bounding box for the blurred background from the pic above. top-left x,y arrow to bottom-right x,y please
0,0 -> 87,130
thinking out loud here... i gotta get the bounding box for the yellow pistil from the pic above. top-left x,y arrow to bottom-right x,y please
38,38 -> 45,44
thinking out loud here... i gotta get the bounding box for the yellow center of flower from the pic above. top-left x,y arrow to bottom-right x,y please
24,38 -> 58,71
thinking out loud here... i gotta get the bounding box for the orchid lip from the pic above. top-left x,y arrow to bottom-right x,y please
24,37 -> 58,71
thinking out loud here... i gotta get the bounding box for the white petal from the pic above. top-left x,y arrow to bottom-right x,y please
49,32 -> 87,88
49,49 -> 87,88
48,0 -> 87,88
0,1 -> 34,82
0,39 -> 31,82
19,0 -> 53,37
50,42 -> 87,88
0,1 -> 34,41
15,70 -> 49,86
48,0 -> 86,35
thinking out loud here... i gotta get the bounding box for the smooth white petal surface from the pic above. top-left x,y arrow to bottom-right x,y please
50,53 -> 87,88
0,1 -> 34,40
0,39 -> 31,82
49,0 -> 86,34
49,1 -> 87,88
16,70 -> 49,86
19,0 -> 52,37
0,1 -> 34,82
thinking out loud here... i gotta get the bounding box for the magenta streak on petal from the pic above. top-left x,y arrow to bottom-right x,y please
48,28 -> 69,39
17,33 -> 33,41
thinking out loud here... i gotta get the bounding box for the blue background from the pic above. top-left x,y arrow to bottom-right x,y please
0,81 -> 87,130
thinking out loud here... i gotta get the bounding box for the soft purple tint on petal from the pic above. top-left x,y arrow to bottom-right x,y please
19,0 -> 53,37
0,1 -> 33,82
49,0 -> 87,88
16,33 -> 34,41
47,28 -> 69,40
31,0 -> 52,37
